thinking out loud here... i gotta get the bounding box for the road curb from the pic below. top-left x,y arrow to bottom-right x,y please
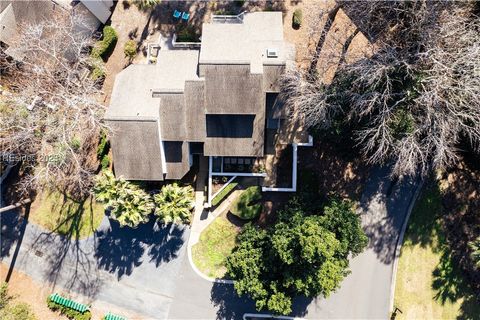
388,177 -> 424,312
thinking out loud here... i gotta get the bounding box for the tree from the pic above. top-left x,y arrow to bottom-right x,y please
468,237 -> 480,269
0,13 -> 105,198
153,183 -> 194,224
281,1 -> 480,177
226,198 -> 367,315
93,171 -> 154,228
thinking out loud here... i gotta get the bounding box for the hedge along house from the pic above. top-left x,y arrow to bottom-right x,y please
105,12 -> 312,206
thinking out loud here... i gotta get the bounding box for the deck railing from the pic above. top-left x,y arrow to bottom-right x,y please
171,33 -> 201,49
211,11 -> 245,24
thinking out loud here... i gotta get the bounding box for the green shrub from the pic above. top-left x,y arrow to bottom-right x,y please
101,155 -> 110,170
211,182 -> 238,207
91,26 -> 118,60
133,0 -> 160,9
124,39 -> 137,59
90,58 -> 106,81
292,9 -> 302,29
70,137 -> 81,151
176,25 -> 199,42
2,303 -> 37,320
0,283 -> 36,320
389,108 -> 415,139
97,130 -> 110,159
230,186 -> 262,220
46,297 -> 91,320
0,282 -> 11,310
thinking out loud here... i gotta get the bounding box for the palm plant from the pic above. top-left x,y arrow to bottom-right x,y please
468,236 -> 480,269
93,170 -> 154,228
154,183 -> 194,224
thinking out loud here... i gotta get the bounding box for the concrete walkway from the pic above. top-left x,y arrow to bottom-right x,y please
187,156 -> 242,282
189,156 -> 209,247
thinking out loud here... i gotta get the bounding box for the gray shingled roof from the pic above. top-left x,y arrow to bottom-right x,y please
107,120 -> 165,181
106,12 -> 294,180
105,50 -> 200,120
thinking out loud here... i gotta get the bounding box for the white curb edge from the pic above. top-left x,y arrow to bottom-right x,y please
388,177 -> 424,312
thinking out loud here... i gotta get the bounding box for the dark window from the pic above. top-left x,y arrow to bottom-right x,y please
189,142 -> 204,155
206,114 -> 255,138
163,141 -> 183,163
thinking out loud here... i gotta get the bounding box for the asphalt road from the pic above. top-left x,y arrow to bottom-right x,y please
300,166 -> 420,319
1,213 -> 190,319
1,166 -> 420,319
168,166 -> 420,319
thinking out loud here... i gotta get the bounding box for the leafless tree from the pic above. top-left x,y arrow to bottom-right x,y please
0,13 -> 106,199
282,1 -> 480,177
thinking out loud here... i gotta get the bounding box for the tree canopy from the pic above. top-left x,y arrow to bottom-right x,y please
282,1 -> 480,177
0,13 -> 105,198
226,197 -> 367,315
153,183 -> 194,224
93,171 -> 154,228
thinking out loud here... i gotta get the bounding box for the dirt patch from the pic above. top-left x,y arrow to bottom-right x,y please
0,263 -> 141,320
0,263 -> 63,320
258,192 -> 290,227
298,138 -> 369,202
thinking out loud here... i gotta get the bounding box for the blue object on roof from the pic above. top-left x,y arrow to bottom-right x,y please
173,10 -> 181,18
181,12 -> 190,20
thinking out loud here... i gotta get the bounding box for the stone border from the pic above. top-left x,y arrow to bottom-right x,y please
388,177 -> 424,312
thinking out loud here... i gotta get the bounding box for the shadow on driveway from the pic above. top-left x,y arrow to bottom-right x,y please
95,218 -> 186,279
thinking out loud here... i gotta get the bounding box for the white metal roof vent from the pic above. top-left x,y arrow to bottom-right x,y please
266,48 -> 279,58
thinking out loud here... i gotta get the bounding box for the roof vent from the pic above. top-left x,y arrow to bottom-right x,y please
266,48 -> 279,58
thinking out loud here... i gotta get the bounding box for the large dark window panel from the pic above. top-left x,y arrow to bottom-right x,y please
206,114 -> 255,138
163,141 -> 183,163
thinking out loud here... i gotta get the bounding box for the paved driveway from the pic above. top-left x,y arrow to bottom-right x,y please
1,212 -> 189,319
297,166 -> 420,319
168,166 -> 421,320
1,165 -> 420,319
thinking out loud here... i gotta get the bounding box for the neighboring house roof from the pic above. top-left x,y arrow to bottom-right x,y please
0,4 -> 16,47
79,0 -> 113,24
0,0 -> 110,60
106,12 -> 294,181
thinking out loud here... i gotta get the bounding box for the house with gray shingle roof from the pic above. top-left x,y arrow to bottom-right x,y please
0,0 -> 113,59
105,12 -> 305,193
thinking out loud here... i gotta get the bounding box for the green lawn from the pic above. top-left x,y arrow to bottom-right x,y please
192,215 -> 239,278
394,181 -> 480,319
30,190 -> 104,239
